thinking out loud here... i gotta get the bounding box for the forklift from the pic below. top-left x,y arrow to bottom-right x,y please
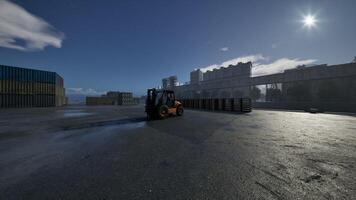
145,88 -> 183,120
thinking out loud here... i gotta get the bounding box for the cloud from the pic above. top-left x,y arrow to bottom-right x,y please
67,88 -> 106,96
199,64 -> 219,73
271,43 -> 278,49
220,47 -> 229,52
252,58 -> 317,77
200,54 -> 266,72
0,0 -> 64,51
198,53 -> 317,77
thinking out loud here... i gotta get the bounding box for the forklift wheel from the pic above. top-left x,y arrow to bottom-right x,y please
176,106 -> 184,116
159,105 -> 169,119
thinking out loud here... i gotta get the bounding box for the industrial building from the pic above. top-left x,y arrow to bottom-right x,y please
170,62 -> 252,99
0,64 -> 66,108
164,60 -> 356,112
86,91 -> 139,106
162,76 -> 178,89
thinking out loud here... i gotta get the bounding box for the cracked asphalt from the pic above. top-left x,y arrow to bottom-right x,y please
0,105 -> 355,199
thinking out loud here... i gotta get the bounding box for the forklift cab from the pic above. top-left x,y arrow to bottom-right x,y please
145,88 -> 183,119
147,89 -> 175,107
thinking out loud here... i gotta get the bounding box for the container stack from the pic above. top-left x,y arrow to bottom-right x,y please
0,65 -> 66,108
180,98 -> 251,113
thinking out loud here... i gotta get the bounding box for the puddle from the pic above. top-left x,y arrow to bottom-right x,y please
63,112 -> 92,117
57,110 -> 93,118
101,121 -> 146,131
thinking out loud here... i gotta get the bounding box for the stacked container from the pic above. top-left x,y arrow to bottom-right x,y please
0,65 -> 66,108
180,98 -> 251,113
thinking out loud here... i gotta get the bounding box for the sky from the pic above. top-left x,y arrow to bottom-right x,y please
0,0 -> 356,96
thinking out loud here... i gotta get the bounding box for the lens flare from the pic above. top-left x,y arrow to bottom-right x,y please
303,15 -> 316,28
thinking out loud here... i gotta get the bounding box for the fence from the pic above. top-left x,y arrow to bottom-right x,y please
180,98 -> 251,113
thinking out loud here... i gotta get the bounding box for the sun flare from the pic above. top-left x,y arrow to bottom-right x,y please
303,15 -> 316,28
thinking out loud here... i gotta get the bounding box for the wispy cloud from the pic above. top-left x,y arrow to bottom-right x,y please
252,58 -> 317,77
200,54 -> 266,72
67,88 -> 105,96
0,0 -> 64,51
271,43 -> 278,49
220,47 -> 229,52
199,54 -> 317,76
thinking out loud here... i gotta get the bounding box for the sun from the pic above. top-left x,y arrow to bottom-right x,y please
303,15 -> 317,28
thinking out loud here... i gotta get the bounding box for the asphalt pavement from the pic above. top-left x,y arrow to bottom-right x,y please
0,105 -> 355,199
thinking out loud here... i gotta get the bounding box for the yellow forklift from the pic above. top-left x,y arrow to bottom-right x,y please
145,88 -> 183,120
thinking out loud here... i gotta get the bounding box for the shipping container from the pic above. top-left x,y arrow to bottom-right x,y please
0,65 -> 64,108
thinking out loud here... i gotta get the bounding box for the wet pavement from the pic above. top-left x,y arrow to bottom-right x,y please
0,105 -> 355,199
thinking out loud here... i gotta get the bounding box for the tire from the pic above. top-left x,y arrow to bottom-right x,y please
158,105 -> 169,119
176,106 -> 184,116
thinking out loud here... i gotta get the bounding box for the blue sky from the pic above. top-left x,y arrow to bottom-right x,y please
1,0 -> 356,96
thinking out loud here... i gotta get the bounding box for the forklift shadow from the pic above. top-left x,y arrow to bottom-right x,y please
145,115 -> 180,121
